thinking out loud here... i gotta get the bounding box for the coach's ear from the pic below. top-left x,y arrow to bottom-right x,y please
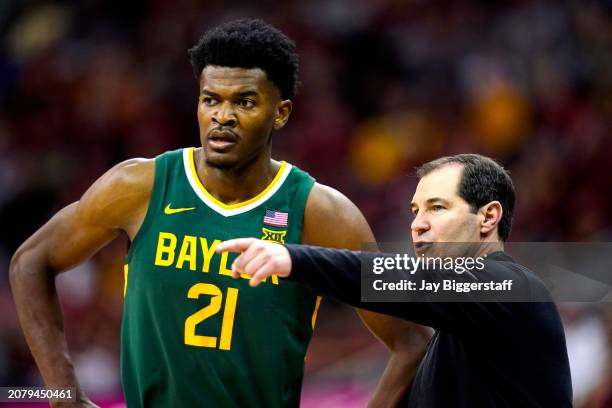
479,201 -> 502,239
274,100 -> 292,130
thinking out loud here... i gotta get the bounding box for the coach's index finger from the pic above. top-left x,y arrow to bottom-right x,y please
215,238 -> 257,254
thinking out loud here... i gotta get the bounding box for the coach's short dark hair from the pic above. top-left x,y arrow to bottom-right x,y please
188,18 -> 298,100
416,154 -> 515,241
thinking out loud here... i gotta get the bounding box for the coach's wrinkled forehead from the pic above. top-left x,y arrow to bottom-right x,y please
411,163 -> 466,208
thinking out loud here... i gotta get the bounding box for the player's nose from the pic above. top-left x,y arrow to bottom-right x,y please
212,101 -> 237,127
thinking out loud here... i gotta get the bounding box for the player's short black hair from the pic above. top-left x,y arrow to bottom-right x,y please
188,18 -> 298,100
417,154 -> 515,241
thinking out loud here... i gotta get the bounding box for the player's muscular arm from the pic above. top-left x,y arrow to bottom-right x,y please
9,158 -> 154,407
302,184 -> 432,408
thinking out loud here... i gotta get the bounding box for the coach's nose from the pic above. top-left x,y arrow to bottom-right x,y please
411,211 -> 430,239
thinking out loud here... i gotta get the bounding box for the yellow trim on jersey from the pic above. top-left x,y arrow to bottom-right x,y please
187,147 -> 288,210
123,264 -> 129,298
311,296 -> 322,330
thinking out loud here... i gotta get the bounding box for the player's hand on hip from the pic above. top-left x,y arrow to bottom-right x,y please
216,238 -> 292,287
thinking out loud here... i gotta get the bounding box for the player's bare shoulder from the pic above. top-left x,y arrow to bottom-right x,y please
11,158 -> 156,274
302,182 -> 374,248
305,183 -> 358,219
79,157 -> 155,239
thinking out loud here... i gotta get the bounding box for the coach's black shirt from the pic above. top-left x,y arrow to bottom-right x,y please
285,246 -> 572,408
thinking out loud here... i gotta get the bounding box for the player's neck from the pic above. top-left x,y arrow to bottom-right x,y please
194,148 -> 281,205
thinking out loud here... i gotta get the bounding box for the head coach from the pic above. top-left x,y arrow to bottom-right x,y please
217,153 -> 573,407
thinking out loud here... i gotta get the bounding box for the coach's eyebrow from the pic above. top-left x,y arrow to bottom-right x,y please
410,197 -> 449,207
425,197 -> 450,207
425,197 -> 450,206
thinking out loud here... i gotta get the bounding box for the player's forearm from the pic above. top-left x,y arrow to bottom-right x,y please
368,349 -> 422,408
9,248 -> 84,392
368,321 -> 431,408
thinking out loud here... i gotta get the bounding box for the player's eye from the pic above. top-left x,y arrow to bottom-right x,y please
431,205 -> 445,212
237,98 -> 255,108
202,97 -> 217,106
412,208 -> 419,216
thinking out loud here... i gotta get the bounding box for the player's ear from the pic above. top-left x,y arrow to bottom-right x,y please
274,100 -> 292,130
479,201 -> 502,239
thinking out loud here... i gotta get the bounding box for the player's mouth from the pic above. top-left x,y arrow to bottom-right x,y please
208,129 -> 239,151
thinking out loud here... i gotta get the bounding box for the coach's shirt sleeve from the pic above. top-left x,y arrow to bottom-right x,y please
285,245 -> 572,408
284,244 -> 546,335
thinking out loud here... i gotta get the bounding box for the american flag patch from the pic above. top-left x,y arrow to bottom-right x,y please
263,209 -> 288,227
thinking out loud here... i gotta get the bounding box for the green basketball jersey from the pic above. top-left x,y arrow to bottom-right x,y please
121,147 -> 320,407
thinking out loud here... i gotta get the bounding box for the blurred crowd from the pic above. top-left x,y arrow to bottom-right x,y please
0,0 -> 611,406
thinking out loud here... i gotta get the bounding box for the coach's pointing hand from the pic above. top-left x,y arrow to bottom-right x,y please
216,239 -> 292,287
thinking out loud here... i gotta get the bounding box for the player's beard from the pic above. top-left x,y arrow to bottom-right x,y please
202,142 -> 242,170
204,155 -> 240,170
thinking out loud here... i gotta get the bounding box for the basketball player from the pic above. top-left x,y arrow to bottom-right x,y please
10,19 -> 428,407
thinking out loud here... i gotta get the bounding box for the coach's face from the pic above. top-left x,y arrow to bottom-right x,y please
197,66 -> 292,169
411,164 -> 481,257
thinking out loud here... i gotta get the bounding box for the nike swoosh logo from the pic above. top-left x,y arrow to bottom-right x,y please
164,204 -> 196,215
